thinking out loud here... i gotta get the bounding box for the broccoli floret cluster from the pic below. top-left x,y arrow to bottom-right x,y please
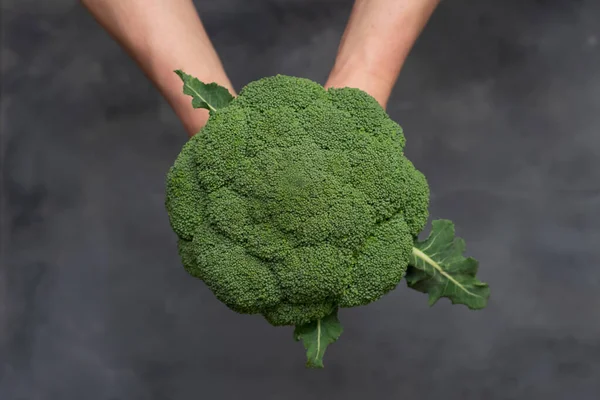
165,75 -> 430,326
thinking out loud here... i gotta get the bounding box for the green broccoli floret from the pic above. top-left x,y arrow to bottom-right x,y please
166,71 -> 490,368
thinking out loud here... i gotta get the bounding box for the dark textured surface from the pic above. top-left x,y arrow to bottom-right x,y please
2,0 -> 600,398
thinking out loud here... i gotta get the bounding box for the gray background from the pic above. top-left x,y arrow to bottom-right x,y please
1,0 -> 600,399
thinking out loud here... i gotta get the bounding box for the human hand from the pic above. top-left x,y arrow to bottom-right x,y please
81,0 -> 235,138
324,0 -> 440,110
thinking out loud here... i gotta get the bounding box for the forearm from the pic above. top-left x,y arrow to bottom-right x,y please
326,0 -> 440,108
81,0 -> 235,136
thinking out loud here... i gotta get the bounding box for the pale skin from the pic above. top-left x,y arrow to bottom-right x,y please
81,0 -> 440,137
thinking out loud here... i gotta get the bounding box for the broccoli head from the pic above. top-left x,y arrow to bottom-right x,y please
166,74 -> 430,325
165,71 -> 490,368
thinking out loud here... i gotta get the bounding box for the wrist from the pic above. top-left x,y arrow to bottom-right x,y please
325,60 -> 395,109
145,46 -> 236,137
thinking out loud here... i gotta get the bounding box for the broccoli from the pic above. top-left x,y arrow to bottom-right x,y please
165,71 -> 490,368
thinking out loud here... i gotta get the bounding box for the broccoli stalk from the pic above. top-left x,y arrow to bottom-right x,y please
169,71 -> 490,369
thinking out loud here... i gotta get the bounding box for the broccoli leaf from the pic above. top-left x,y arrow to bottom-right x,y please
406,219 -> 490,309
175,70 -> 234,112
293,310 -> 343,368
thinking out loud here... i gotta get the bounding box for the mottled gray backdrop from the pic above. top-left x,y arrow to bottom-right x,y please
2,0 -> 600,399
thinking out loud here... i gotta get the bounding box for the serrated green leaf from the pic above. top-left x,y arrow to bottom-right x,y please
174,70 -> 234,112
406,219 -> 490,309
293,310 -> 343,368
